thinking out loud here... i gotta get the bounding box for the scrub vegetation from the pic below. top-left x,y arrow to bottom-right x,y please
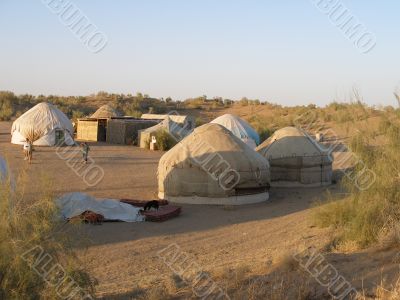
0,174 -> 95,299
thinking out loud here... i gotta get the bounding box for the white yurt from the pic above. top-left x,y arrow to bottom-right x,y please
158,123 -> 270,205
11,103 -> 74,146
256,127 -> 333,187
138,117 -> 191,148
211,114 -> 260,148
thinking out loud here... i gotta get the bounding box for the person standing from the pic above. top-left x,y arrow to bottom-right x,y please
81,142 -> 90,164
23,139 -> 32,164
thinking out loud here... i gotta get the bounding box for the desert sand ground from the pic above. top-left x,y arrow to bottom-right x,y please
1,121 -> 399,299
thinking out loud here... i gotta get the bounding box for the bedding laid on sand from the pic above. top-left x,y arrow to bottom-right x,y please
141,205 -> 182,222
57,192 -> 145,222
120,199 -> 169,207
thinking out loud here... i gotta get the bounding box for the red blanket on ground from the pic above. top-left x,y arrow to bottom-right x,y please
120,199 -> 169,207
70,211 -> 104,224
142,205 -> 182,222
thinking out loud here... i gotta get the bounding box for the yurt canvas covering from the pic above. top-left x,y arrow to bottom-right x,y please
211,114 -> 260,148
11,103 -> 74,146
256,127 -> 332,187
138,118 -> 190,148
91,104 -> 121,119
141,114 -> 195,130
158,123 -> 270,205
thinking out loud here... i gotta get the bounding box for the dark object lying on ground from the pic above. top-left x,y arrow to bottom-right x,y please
142,205 -> 182,222
69,211 -> 104,224
143,200 -> 159,211
120,199 -> 169,207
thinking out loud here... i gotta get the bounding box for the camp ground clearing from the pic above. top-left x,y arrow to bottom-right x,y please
1,105 -> 400,299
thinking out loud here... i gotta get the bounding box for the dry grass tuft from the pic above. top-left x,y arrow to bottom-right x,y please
23,126 -> 44,143
275,252 -> 300,272
377,223 -> 400,251
356,278 -> 400,300
0,171 -> 95,299
313,112 -> 400,249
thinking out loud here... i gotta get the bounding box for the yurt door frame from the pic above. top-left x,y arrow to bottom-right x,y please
55,129 -> 65,145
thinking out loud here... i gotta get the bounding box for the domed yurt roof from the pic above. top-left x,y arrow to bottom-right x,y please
211,114 -> 260,148
11,103 -> 74,146
141,117 -> 177,134
158,123 -> 270,205
256,127 -> 332,187
256,127 -> 331,160
91,104 -> 121,119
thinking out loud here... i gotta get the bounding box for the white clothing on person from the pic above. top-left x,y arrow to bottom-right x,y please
23,142 -> 31,151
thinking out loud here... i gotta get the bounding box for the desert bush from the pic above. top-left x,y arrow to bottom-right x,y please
184,97 -> 205,109
0,100 -> 13,121
214,263 -> 316,300
247,115 -> 275,143
318,110 -> 333,122
0,91 -> 16,120
0,174 -> 95,299
71,109 -> 85,121
126,109 -> 142,118
257,128 -> 274,143
328,101 -> 348,111
154,130 -> 177,151
195,117 -> 205,127
239,97 -> 249,106
333,109 -> 353,124
314,114 -> 400,248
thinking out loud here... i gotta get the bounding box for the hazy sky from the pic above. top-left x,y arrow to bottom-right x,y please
1,0 -> 399,106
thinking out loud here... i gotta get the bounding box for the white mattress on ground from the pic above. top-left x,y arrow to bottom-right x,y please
57,192 -> 145,222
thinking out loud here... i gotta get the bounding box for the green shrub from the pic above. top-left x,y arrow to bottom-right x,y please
258,128 -> 274,144
71,110 -> 85,121
125,109 -> 142,118
195,117 -> 205,127
0,102 -> 13,120
0,91 -> 15,121
154,130 -> 177,151
247,115 -> 281,143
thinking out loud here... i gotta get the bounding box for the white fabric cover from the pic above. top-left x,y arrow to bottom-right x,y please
211,114 -> 260,148
11,103 -> 74,146
57,193 -> 145,222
